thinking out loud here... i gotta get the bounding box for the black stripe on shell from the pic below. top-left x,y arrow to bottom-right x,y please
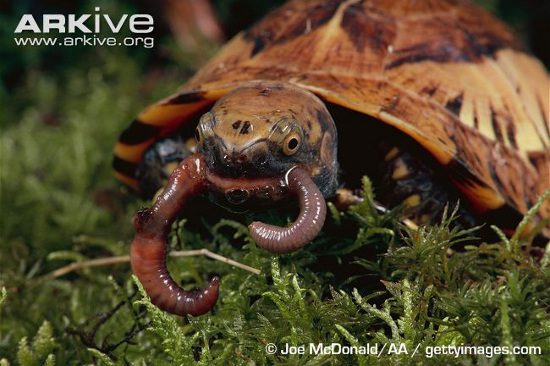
479,204 -> 523,231
537,95 -> 550,138
490,107 -> 505,144
113,156 -> 139,178
504,115 -> 518,149
473,112 -> 479,129
119,119 -> 159,145
445,93 -> 463,116
446,157 -> 490,193
165,91 -> 205,105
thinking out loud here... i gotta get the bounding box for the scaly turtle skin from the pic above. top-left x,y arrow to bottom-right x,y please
114,0 -> 550,317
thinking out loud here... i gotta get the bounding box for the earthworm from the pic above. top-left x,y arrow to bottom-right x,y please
248,167 -> 326,253
130,153 -> 220,316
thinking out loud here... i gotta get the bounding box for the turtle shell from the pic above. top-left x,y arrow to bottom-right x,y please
114,0 -> 549,232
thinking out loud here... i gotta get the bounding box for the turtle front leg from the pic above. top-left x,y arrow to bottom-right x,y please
374,143 -> 477,228
136,136 -> 197,198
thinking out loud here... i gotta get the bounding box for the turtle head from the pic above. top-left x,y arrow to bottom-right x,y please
195,82 -> 338,208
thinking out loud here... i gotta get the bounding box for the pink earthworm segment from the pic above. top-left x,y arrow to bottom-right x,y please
248,167 -> 327,253
130,153 -> 219,316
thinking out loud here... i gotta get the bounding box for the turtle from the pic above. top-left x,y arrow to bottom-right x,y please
114,0 -> 550,317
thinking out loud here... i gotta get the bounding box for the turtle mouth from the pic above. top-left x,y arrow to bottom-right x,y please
205,169 -> 288,208
203,161 -> 327,253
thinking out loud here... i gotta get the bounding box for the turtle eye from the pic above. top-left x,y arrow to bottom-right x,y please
282,132 -> 301,156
